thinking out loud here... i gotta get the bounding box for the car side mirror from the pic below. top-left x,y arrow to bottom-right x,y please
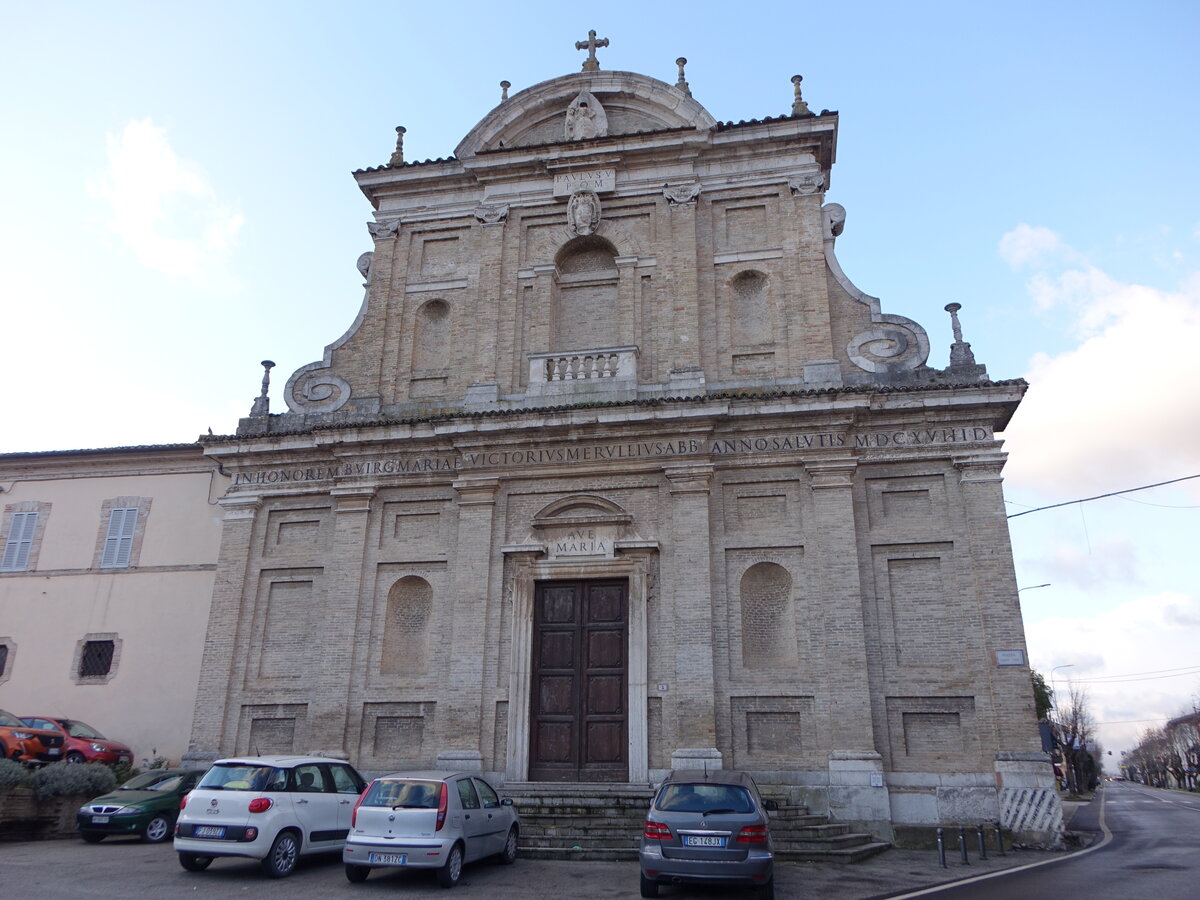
764,799 -> 779,811
500,797 -> 514,806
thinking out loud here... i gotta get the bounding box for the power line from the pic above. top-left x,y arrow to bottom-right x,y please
1066,664 -> 1200,681
1006,473 -> 1200,519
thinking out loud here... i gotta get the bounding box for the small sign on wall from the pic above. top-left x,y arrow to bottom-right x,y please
994,649 -> 1026,667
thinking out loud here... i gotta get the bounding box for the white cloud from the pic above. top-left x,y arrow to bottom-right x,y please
999,229 -> 1200,495
1021,537 -> 1140,590
1027,591 -> 1200,755
88,119 -> 243,276
998,223 -> 1078,269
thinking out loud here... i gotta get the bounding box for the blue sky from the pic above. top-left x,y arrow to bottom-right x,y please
2,1 -> 1198,758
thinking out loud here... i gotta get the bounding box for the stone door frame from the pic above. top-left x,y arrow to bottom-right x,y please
502,546 -> 655,783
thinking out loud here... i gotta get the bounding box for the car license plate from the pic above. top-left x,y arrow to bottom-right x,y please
369,852 -> 408,865
48,748 -> 61,756
195,826 -> 226,839
91,815 -> 109,824
683,835 -> 726,847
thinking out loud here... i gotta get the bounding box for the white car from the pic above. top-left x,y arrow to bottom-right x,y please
173,755 -> 366,877
342,770 -> 520,887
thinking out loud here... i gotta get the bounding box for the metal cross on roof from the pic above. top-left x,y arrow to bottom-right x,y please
575,29 -> 609,72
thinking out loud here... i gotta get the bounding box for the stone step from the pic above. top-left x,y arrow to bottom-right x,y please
776,841 -> 892,864
519,845 -> 638,861
770,822 -> 852,838
774,832 -> 876,852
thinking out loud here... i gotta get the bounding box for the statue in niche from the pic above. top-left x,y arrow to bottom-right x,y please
567,190 -> 602,237
564,90 -> 608,141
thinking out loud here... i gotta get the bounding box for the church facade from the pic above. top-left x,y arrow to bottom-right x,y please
188,41 -> 1060,841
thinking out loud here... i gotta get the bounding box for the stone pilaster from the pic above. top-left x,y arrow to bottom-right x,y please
805,455 -> 890,828
185,493 -> 261,766
306,486 -> 375,756
663,464 -> 719,766
665,193 -> 701,372
439,477 -> 500,758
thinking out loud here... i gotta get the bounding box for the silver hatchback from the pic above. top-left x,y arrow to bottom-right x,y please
343,771 -> 520,887
639,770 -> 776,899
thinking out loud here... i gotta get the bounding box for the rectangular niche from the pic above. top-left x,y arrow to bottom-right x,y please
732,352 -> 775,376
865,474 -> 947,531
379,499 -> 449,557
721,479 -> 799,541
871,543 -> 962,667
885,696 -> 977,770
263,506 -> 330,557
717,203 -> 771,252
418,234 -> 464,276
730,696 -> 814,768
250,569 -> 322,682
361,701 -> 434,766
238,703 -> 307,755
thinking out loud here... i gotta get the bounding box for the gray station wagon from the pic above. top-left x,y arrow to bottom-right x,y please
639,770 -> 776,898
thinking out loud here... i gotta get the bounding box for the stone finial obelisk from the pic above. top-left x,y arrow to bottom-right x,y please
388,126 -> 406,166
944,303 -> 978,368
500,80 -> 511,101
575,29 -> 609,72
791,75 -> 809,115
675,57 -> 691,97
250,360 -> 276,417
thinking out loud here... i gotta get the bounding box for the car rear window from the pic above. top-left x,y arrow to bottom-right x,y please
361,779 -> 441,809
198,764 -> 286,792
656,783 -> 755,814
122,772 -> 184,792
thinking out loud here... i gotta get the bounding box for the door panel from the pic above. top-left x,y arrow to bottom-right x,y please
530,580 -> 628,781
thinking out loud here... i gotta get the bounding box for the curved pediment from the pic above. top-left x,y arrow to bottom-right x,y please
455,71 -> 716,159
532,494 -> 632,526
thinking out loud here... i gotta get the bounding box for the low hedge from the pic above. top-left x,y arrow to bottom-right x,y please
23,761 -> 116,801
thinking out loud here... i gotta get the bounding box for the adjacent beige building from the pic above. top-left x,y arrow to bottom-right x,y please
0,445 -> 226,762
185,43 -> 1060,841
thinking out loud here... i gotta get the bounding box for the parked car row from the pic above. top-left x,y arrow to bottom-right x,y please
71,753 -> 780,896
0,710 -> 133,767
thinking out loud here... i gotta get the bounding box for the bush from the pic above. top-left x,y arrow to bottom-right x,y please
0,758 -> 26,791
110,760 -> 135,786
25,761 -> 116,801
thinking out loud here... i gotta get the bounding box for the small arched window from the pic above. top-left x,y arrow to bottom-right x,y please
740,562 -> 796,668
381,576 -> 433,675
413,300 -> 450,371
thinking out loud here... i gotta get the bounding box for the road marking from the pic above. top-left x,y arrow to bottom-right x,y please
886,791 -> 1113,899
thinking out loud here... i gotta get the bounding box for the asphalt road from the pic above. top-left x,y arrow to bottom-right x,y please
901,782 -> 1200,900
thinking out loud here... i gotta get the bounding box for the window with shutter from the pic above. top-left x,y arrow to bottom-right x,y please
100,508 -> 138,568
1,511 -> 38,571
0,644 -> 8,678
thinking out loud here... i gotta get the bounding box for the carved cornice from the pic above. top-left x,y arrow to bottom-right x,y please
454,476 -> 501,506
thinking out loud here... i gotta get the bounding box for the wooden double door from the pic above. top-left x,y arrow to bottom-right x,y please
529,580 -> 628,782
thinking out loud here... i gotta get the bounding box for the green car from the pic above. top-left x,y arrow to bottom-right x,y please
77,769 -> 204,843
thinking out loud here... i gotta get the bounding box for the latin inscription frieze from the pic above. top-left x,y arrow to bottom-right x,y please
230,427 -> 992,486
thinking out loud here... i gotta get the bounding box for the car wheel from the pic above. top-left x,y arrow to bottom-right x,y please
498,825 -> 518,864
80,832 -> 105,844
639,873 -> 660,898
141,814 -> 171,843
436,842 -> 463,888
757,878 -> 775,900
345,864 -> 370,883
65,751 -> 86,764
261,831 -> 300,878
178,853 -> 213,872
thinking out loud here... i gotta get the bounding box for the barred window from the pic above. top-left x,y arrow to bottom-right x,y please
1,511 -> 38,572
79,640 -> 115,678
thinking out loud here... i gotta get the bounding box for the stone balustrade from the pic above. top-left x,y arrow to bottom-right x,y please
526,346 -> 639,398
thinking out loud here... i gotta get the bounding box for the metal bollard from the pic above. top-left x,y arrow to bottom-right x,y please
976,824 -> 988,859
958,826 -> 969,864
994,821 -> 1006,856
936,827 -> 947,868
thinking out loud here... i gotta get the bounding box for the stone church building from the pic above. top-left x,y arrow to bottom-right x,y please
187,39 -> 1058,840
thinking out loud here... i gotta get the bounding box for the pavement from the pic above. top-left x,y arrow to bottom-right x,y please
1,793 -> 1100,899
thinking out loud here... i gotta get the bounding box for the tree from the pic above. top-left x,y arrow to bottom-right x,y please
1031,670 -> 1053,721
1054,682 -> 1101,794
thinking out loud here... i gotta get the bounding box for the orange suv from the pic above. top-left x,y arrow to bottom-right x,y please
0,708 -> 64,764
